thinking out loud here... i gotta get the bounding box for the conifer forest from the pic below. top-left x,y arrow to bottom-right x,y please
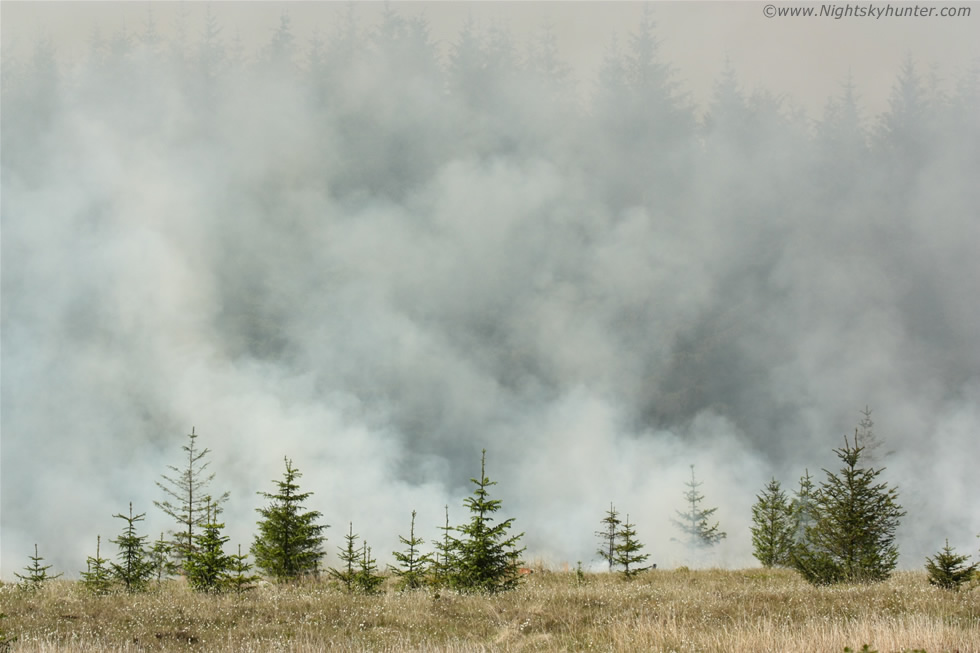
1,3 -> 978,651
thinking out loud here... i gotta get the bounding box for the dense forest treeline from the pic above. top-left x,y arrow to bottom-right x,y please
2,5 -> 978,575
4,7 -> 976,432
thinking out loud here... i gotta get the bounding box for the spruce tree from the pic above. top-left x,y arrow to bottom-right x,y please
15,543 -> 62,591
925,540 -> 978,590
452,449 -> 525,593
613,515 -> 651,579
148,532 -> 177,583
430,505 -> 458,588
355,542 -> 385,594
154,427 -> 229,565
80,535 -> 113,595
790,469 -> 819,551
252,457 -> 327,581
110,503 -> 156,593
390,510 -> 433,590
225,544 -> 260,594
855,406 -> 889,465
329,522 -> 360,592
595,502 -> 622,572
750,478 -> 795,567
184,500 -> 232,593
793,436 -> 905,584
671,465 -> 726,554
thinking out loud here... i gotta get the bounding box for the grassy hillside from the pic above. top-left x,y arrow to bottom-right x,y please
2,568 -> 978,652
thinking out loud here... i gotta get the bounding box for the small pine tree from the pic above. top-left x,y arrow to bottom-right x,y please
855,406 -> 889,465
155,427 -> 229,565
790,469 -> 819,550
15,543 -> 63,591
80,535 -> 114,595
925,540 -> 978,590
148,532 -> 177,583
110,503 -> 156,593
252,457 -> 327,582
329,522 -> 360,592
452,449 -> 525,593
225,544 -> 260,594
595,502 -> 622,572
671,465 -> 726,554
355,542 -> 385,594
430,505 -> 458,588
184,501 -> 232,593
793,436 -> 905,584
390,510 -> 433,590
750,478 -> 795,568
613,514 -> 651,579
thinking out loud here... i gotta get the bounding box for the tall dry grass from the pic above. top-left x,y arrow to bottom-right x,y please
2,569 -> 977,652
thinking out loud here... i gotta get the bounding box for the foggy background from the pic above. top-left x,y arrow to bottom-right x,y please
2,1 -> 978,578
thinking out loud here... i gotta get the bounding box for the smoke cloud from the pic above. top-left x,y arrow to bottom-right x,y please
2,2 -> 978,578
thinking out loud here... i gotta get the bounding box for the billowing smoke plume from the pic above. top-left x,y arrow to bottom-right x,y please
2,3 -> 978,578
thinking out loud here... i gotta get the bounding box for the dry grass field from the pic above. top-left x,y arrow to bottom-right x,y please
2,568 -> 978,652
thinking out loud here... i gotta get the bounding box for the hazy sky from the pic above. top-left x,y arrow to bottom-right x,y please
1,1 -> 978,580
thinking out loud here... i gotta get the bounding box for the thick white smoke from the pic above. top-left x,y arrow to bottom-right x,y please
2,3 -> 978,579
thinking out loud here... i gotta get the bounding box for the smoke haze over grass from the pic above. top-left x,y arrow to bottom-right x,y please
1,2 -> 978,578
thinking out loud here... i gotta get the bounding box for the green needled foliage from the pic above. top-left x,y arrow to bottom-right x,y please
596,502 -> 622,572
148,532 -> 178,584
110,503 -> 155,593
329,522 -> 360,593
184,501 -> 232,593
790,469 -> 819,555
751,478 -> 795,568
80,535 -> 113,595
430,505 -> 458,589
613,514 -> 651,579
391,510 -> 434,590
252,457 -> 327,582
925,539 -> 978,590
154,427 -> 229,566
355,542 -> 385,594
451,449 -> 525,593
793,435 -> 905,585
225,544 -> 260,594
15,543 -> 62,591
